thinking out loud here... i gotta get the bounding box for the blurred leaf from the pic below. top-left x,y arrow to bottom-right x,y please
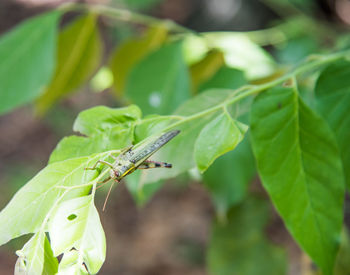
0,154 -> 105,246
121,0 -> 163,10
203,134 -> 255,216
207,197 -> 287,275
90,66 -> 114,92
182,34 -> 208,65
204,33 -> 276,79
0,11 -> 60,115
36,14 -> 102,114
334,228 -> 350,275
125,170 -> 164,206
315,60 -> 350,190
126,41 -> 191,115
190,50 -> 225,92
194,110 -> 247,172
109,25 -> 168,96
276,36 -> 319,64
250,84 -> 345,275
15,232 -> 58,275
198,66 -> 246,93
49,195 -> 105,274
49,105 -> 141,163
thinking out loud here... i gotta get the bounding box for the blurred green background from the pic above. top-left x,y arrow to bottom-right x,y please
0,0 -> 349,274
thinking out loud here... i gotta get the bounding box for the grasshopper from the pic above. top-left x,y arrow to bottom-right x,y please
85,130 -> 180,209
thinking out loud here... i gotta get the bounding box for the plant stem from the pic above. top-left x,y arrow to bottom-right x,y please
59,2 -> 194,34
162,49 -> 350,132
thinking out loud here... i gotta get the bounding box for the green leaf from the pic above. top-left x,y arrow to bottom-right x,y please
49,195 -> 105,274
109,25 -> 168,96
49,105 -> 141,163
125,170 -> 164,206
207,197 -> 287,275
15,232 -> 58,275
250,84 -> 345,275
315,60 -> 350,190
0,11 -> 60,115
194,109 -> 247,172
276,36 -> 319,64
125,41 -> 191,115
36,14 -> 102,114
134,89 -> 245,183
203,134 -> 256,216
0,154 -> 107,246
189,50 -> 225,92
198,66 -> 246,93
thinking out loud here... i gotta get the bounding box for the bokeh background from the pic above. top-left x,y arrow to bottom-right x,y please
0,0 -> 349,274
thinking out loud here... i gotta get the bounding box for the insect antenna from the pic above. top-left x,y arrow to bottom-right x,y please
102,181 -> 117,211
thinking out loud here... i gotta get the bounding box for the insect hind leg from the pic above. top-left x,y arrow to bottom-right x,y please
137,160 -> 172,169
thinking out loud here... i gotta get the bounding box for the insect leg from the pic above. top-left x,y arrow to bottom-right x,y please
85,160 -> 114,171
120,145 -> 134,155
137,160 -> 172,169
97,176 -> 112,187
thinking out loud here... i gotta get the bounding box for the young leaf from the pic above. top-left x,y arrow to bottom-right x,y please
109,25 -> 168,96
49,195 -> 106,274
36,14 -> 102,114
194,109 -> 247,172
49,105 -> 141,163
204,33 -> 276,79
250,84 -> 345,275
0,154 -> 106,246
315,60 -> 350,190
125,41 -> 191,115
203,134 -> 256,216
15,232 -> 58,275
0,10 -> 60,115
207,197 -> 287,275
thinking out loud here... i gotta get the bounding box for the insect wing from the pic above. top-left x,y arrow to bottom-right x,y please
129,130 -> 180,166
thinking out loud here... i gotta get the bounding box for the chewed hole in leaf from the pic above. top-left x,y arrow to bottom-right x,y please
67,214 -> 77,221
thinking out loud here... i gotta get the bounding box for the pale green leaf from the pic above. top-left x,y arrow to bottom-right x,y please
15,232 -> 58,275
0,11 -> 60,115
125,41 -> 191,115
49,105 -> 141,163
49,195 -> 105,274
0,154 -> 107,246
203,32 -> 276,79
207,197 -> 287,275
250,84 -> 345,275
194,110 -> 248,172
315,60 -> 350,190
57,250 -> 87,275
36,14 -> 102,114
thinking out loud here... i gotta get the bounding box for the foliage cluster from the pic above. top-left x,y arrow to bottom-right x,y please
0,2 -> 349,274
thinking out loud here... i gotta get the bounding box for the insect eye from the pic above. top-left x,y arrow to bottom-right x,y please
114,171 -> 120,177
